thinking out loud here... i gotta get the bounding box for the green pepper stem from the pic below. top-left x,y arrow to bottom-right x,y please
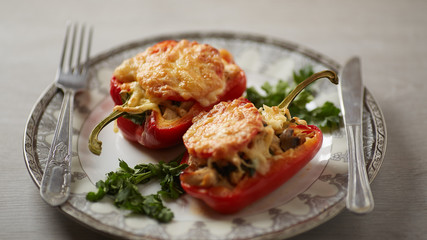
88,110 -> 125,155
278,70 -> 339,110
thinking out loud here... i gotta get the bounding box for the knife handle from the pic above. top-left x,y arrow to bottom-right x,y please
346,124 -> 374,214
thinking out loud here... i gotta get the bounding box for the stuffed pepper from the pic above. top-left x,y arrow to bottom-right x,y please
180,70 -> 338,214
89,39 -> 246,155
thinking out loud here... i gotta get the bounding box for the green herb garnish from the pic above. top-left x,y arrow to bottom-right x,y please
245,65 -> 341,130
122,112 -> 148,125
86,156 -> 188,223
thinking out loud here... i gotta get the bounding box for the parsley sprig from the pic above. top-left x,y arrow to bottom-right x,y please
245,65 -> 341,130
86,156 -> 188,223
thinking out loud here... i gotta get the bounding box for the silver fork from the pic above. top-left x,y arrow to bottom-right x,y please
40,23 -> 93,206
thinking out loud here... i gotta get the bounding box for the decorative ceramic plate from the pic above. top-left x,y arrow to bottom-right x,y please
23,32 -> 387,240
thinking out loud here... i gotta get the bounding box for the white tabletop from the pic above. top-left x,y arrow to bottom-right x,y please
1,0 -> 426,239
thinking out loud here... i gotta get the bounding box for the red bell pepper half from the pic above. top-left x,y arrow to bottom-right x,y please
180,124 -> 322,214
179,70 -> 338,214
88,40 -> 246,155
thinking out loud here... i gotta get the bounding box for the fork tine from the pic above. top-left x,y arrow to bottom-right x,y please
58,23 -> 71,72
76,24 -> 85,73
82,26 -> 93,75
68,23 -> 78,73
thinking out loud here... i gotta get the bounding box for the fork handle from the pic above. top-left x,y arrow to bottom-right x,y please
346,124 -> 375,213
40,89 -> 75,206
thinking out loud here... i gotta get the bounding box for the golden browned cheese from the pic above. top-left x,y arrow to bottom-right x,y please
183,97 -> 263,159
113,40 -> 241,107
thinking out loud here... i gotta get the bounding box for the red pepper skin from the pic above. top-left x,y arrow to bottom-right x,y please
114,104 -> 205,148
135,104 -> 205,149
180,124 -> 323,214
218,70 -> 246,102
110,67 -> 247,149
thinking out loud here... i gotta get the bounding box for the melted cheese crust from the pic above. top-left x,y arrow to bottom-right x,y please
183,97 -> 263,159
113,40 -> 241,107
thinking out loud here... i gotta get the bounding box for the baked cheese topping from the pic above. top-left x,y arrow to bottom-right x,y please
113,39 -> 241,107
183,97 -> 263,159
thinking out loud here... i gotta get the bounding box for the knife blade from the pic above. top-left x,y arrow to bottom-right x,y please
340,57 -> 374,214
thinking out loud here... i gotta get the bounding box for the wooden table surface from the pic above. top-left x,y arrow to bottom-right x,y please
1,0 -> 426,239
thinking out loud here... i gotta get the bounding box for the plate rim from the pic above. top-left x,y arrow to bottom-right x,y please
22,31 -> 387,240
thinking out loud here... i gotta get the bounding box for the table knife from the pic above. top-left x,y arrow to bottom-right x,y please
340,57 -> 374,214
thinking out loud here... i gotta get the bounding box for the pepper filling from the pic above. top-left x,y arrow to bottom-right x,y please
116,83 -> 195,123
